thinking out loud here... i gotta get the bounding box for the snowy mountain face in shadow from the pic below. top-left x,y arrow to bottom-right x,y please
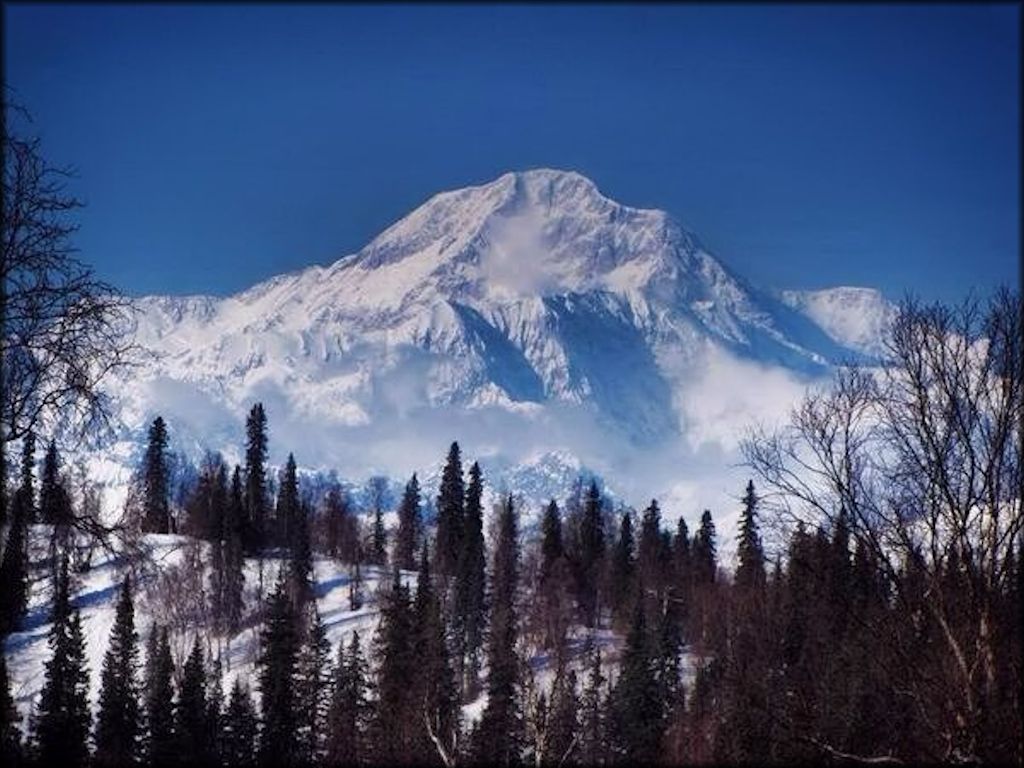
105,169 -> 892,522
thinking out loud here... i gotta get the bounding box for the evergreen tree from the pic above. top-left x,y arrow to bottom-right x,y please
475,494 -> 524,765
0,442 -> 31,633
545,662 -> 579,767
222,466 -> 246,634
296,603 -> 331,765
456,461 -> 487,697
94,577 -> 141,767
578,637 -> 606,766
539,499 -> 565,586
735,481 -> 766,590
692,510 -> 717,586
38,440 -> 72,526
275,453 -> 300,549
434,442 -> 465,578
576,480 -> 606,628
32,556 -> 91,767
672,518 -> 692,638
175,640 -> 210,764
394,473 -> 421,571
637,499 -> 664,595
537,498 -> 572,654
287,499 -> 314,609
413,548 -> 460,764
370,568 -> 416,763
243,403 -> 269,552
143,625 -> 176,767
370,499 -> 388,568
257,573 -> 299,766
205,655 -> 224,768
608,601 -> 663,763
0,654 -> 23,766
609,511 -> 636,627
142,417 -> 170,534
18,430 -> 36,521
325,631 -> 369,767
221,679 -> 257,767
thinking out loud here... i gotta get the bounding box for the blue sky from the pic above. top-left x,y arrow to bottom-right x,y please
4,4 -> 1019,302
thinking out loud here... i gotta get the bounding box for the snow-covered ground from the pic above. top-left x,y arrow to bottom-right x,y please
5,525 -> 699,737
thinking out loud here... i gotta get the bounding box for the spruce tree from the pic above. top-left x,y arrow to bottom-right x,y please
394,473 -> 422,571
413,547 -> 460,764
577,480 -> 606,628
296,603 -> 330,765
142,417 -> 170,534
735,481 -> 766,590
693,510 -> 717,586
0,654 -> 23,766
325,631 -> 369,767
223,466 -> 246,633
546,662 -> 579,766
608,601 -> 663,763
539,499 -> 565,586
32,556 -> 91,767
244,403 -> 269,552
205,655 -> 224,767
275,453 -> 300,548
370,568 -> 415,763
578,637 -> 606,766
287,499 -> 314,609
672,517 -> 692,637
370,499 -> 388,567
94,577 -> 141,767
637,499 -> 664,593
475,494 -> 524,765
434,441 -> 465,578
38,440 -> 72,526
175,640 -> 209,764
257,573 -> 299,766
0,455 -> 30,633
456,461 -> 487,697
143,625 -> 176,767
609,511 -> 636,627
221,679 -> 257,767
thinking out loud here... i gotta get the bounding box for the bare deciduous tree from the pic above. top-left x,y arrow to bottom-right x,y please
743,289 -> 1022,763
2,98 -> 138,452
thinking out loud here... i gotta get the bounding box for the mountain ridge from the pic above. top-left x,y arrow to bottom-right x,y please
105,168 -> 893,523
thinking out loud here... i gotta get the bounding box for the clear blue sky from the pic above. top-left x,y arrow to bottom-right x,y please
4,3 -> 1019,302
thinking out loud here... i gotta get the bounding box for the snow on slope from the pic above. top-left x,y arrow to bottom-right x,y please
779,287 -> 895,359
4,526 -> 667,740
91,169 -> 889,538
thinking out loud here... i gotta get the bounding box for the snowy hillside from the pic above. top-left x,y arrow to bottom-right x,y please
95,169 -> 889,529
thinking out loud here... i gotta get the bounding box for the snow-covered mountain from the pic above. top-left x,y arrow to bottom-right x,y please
103,169 -> 890,525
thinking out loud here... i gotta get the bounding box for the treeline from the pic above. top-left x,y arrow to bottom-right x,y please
1,403 -> 1022,765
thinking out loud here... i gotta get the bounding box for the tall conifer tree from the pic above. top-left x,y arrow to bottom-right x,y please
32,556 -> 91,767
475,494 -> 524,764
394,473 -> 422,571
94,577 -> 141,767
141,417 -> 170,534
143,625 -> 175,767
435,442 -> 465,578
257,573 -> 299,766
